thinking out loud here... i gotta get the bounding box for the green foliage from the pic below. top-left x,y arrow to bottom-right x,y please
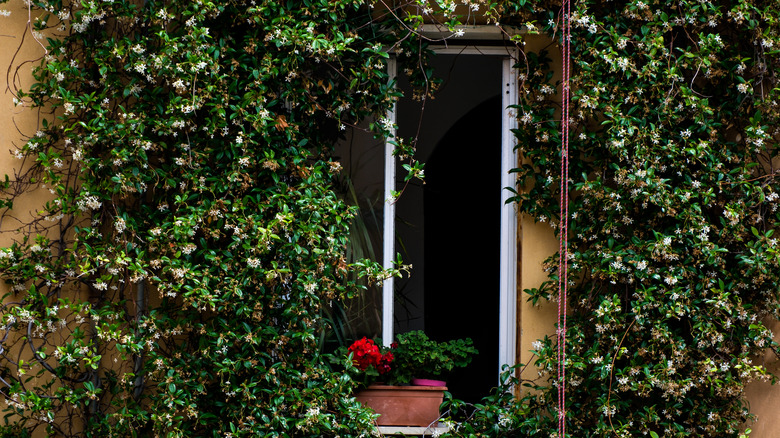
341,331 -> 477,387
389,330 -> 478,385
499,0 -> 780,437
0,0 -> 425,436
0,0 -> 779,436
440,366 -> 540,436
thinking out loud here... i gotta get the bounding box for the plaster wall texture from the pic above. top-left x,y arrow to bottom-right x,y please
0,1 -> 778,436
1,5 -> 63,437
744,318 -> 780,438
0,0 -> 52,248
516,35 -> 562,387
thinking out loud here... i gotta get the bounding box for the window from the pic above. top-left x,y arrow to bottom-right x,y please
377,27 -> 520,400
333,26 -> 520,400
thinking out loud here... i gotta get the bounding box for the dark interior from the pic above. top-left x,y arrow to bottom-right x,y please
423,96 -> 502,402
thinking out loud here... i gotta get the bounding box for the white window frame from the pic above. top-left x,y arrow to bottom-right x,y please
381,31 -> 520,380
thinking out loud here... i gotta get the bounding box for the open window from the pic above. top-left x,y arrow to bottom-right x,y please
335,26 -> 520,401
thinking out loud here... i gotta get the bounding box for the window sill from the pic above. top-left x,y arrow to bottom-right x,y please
376,425 -> 450,436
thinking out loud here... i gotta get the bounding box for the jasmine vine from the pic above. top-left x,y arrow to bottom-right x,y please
0,0 -> 778,437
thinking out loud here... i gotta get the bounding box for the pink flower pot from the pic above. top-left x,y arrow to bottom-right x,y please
411,378 -> 447,387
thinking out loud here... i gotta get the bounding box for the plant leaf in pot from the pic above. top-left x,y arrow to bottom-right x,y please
389,330 -> 478,386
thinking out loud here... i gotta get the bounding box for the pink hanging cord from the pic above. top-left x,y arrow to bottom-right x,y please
558,0 -> 571,437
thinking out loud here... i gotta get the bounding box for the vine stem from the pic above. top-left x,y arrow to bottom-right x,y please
606,319 -> 636,436
26,0 -> 47,55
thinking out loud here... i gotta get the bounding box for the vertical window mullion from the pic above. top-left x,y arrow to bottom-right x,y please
498,53 -> 519,375
381,56 -> 397,347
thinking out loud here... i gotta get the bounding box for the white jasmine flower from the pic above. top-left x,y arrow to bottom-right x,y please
114,218 -> 126,233
378,117 -> 394,131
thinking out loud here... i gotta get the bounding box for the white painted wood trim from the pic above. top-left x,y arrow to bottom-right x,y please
498,54 -> 519,376
376,425 -> 450,436
419,24 -> 525,41
382,56 -> 398,347
430,46 -> 519,56
381,48 -> 521,372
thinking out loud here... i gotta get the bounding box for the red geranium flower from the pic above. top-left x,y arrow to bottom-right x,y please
348,338 -> 393,374
348,337 -> 381,371
377,351 -> 393,374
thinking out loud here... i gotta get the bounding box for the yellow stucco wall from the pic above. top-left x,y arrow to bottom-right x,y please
0,0 -> 33,175
1,0 -> 44,155
1,2 -> 779,435
1,4 -> 60,437
516,35 -> 561,387
0,0 -> 51,243
517,215 -> 559,383
744,319 -> 780,437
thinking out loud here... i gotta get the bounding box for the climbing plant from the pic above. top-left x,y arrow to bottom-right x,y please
0,0 -> 429,436
478,1 -> 780,437
0,0 -> 779,437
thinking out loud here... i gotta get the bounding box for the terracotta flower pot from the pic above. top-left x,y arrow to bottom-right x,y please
355,384 -> 447,427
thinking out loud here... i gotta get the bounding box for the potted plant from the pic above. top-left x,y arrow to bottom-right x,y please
346,331 -> 477,427
389,330 -> 478,386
